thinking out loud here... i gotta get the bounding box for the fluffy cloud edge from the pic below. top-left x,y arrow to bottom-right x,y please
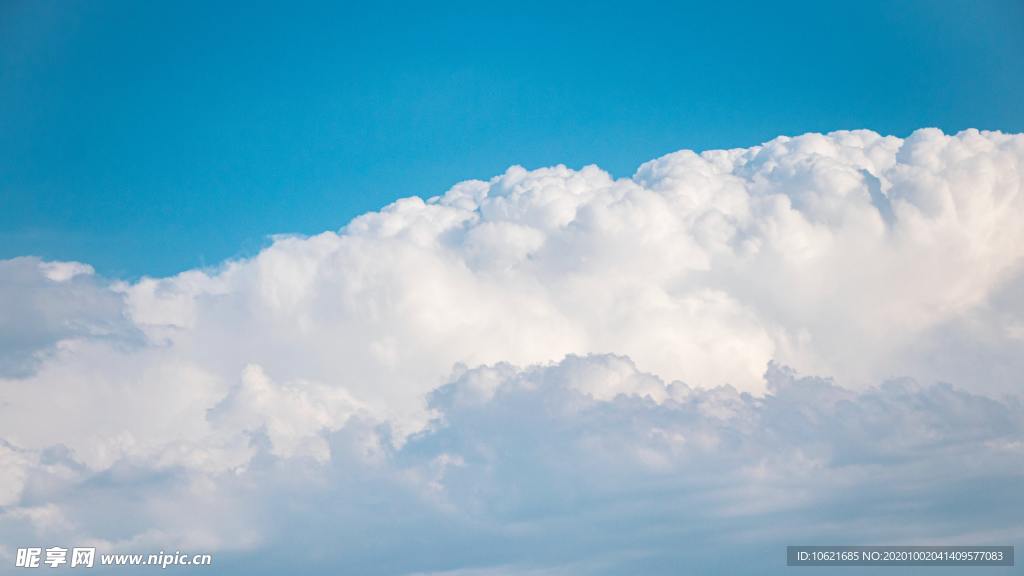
1,127 -> 1023,573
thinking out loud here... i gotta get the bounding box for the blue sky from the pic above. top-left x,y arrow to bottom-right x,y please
2,0 -> 1022,277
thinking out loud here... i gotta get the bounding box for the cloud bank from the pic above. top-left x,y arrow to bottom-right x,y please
1,128 -> 1022,573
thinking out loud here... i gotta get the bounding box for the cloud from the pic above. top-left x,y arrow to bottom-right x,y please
208,364 -> 367,462
0,128 -> 1022,573
0,258 -> 137,378
2,355 -> 1021,574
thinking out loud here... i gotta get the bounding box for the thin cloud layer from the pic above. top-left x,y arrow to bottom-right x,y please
0,128 -> 1022,573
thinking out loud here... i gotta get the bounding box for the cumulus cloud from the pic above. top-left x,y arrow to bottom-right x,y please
0,258 -> 137,378
0,128 -> 1022,573
2,356 -> 1021,574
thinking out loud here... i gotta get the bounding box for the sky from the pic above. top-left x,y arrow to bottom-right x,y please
2,2 -> 1024,575
2,0 -> 1023,277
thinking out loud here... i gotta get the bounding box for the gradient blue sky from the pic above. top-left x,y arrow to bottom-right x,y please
2,0 -> 1022,277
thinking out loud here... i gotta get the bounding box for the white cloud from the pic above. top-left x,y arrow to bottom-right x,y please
0,128 -> 1022,573
2,355 -> 1020,574
208,364 -> 367,462
0,257 -> 138,378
